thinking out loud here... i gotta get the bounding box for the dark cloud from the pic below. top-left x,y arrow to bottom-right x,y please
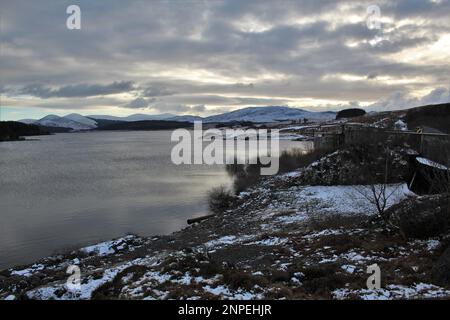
19,81 -> 135,98
142,86 -> 176,97
1,0 -> 449,118
123,97 -> 155,109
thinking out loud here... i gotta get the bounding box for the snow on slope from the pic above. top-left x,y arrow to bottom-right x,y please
204,106 -> 335,123
17,106 -> 336,130
124,113 -> 175,121
167,115 -> 203,122
36,115 -> 93,131
63,113 -> 97,128
89,113 -> 175,122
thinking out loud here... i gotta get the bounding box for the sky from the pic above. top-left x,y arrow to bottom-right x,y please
1,0 -> 450,121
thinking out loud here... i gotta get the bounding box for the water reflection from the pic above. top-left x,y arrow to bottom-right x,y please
0,131 -> 311,269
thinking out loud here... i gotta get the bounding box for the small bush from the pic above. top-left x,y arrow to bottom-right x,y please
208,185 -> 235,213
308,214 -> 368,231
301,264 -> 351,295
226,147 -> 335,193
222,270 -> 263,290
388,194 -> 450,239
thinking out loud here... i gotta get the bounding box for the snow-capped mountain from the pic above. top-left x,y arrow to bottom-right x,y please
17,119 -> 37,125
88,113 -> 175,122
63,113 -> 98,128
125,113 -> 175,121
203,106 -> 336,123
35,115 -> 94,131
17,106 -> 337,130
167,115 -> 204,122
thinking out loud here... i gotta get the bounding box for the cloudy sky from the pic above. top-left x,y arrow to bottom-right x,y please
1,0 -> 450,120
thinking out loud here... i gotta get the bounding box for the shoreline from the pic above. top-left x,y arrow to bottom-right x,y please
1,146 -> 450,300
2,181 -> 449,300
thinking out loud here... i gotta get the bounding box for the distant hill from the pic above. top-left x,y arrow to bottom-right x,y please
167,115 -> 203,122
16,106 -> 338,132
95,120 -> 193,131
204,106 -> 335,123
89,113 -> 176,122
64,113 -> 98,127
336,108 -> 366,119
89,118 -> 127,129
404,103 -> 450,134
0,121 -> 50,141
20,114 -> 96,131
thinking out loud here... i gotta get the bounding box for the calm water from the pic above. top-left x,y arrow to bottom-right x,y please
0,131 -> 310,269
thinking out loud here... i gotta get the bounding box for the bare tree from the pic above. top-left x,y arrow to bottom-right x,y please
352,147 -> 403,221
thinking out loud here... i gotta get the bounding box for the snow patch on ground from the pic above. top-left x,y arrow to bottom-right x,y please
334,283 -> 450,300
80,235 -> 139,257
10,264 -> 44,277
416,157 -> 448,170
203,285 -> 262,300
293,184 -> 414,215
247,237 -> 289,246
204,235 -> 255,249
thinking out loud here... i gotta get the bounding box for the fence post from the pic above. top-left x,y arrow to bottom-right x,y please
420,133 -> 424,154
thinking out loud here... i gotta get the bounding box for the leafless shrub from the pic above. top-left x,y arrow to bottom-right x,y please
226,146 -> 335,193
351,147 -> 403,221
208,185 -> 235,213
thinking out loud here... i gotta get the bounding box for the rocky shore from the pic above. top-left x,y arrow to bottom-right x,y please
1,148 -> 450,300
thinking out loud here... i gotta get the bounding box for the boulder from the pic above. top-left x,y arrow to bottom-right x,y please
387,194 -> 450,239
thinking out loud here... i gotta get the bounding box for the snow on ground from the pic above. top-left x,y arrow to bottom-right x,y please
394,120 -> 407,131
25,254 -> 165,300
292,183 -> 415,215
246,237 -> 289,246
202,285 -> 262,300
2,159 -> 447,301
341,265 -> 356,274
279,125 -> 315,132
333,283 -> 450,300
249,183 -> 414,232
80,235 -> 142,257
416,157 -> 448,170
203,235 -> 255,249
26,266 -> 126,300
10,264 -> 44,277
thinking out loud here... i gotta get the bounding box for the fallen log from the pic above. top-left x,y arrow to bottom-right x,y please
187,214 -> 215,225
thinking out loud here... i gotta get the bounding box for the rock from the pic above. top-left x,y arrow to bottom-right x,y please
387,194 -> 450,239
54,287 -> 67,298
432,247 -> 450,286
